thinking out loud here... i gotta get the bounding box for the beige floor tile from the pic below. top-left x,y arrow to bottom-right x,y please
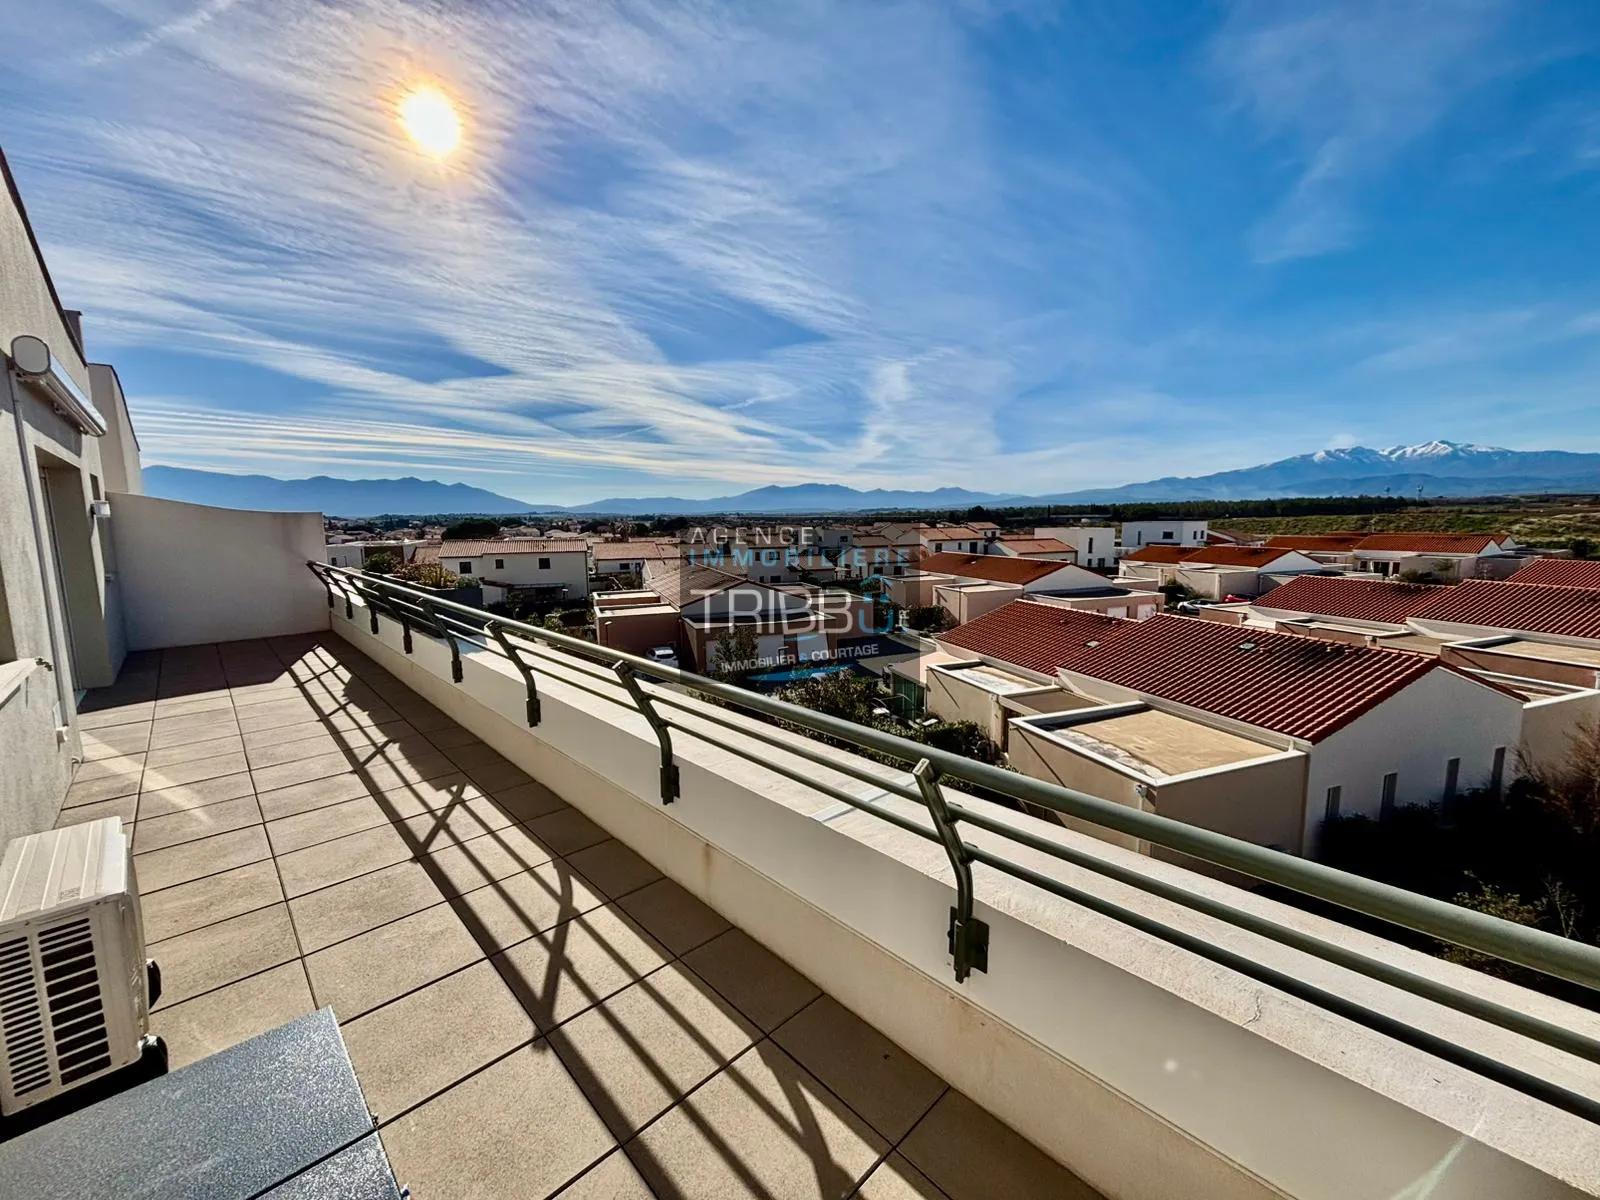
235,698 -> 326,733
229,682 -> 306,707
240,717 -> 335,749
492,905 -> 670,1032
392,705 -> 456,733
399,799 -> 515,852
344,960 -> 536,1121
141,859 -> 284,943
552,1150 -> 655,1199
79,704 -> 154,731
354,750 -> 460,794
463,760 -> 534,793
367,774 -> 483,818
141,751 -> 250,793
898,1091 -> 1100,1200
442,742 -> 513,772
549,960 -> 757,1140
133,795 -> 261,854
276,823 -> 413,898
152,693 -> 234,718
143,733 -> 245,770
55,794 -> 138,828
147,715 -> 240,751
380,1043 -> 614,1200
772,996 -> 944,1143
522,807 -> 610,857
566,839 -> 662,901
420,723 -> 480,750
63,774 -> 142,807
490,779 -> 569,823
627,1041 -> 886,1200
266,795 -> 392,855
251,750 -> 357,794
615,878 -> 731,957
289,860 -> 448,953
149,903 -> 299,1009
417,822 -> 557,898
137,772 -> 257,818
305,903 -> 483,1019
243,730 -> 346,768
80,723 -> 153,759
448,860 -> 607,953
682,929 -> 821,1034
255,772 -> 376,821
853,1154 -> 952,1200
71,754 -> 146,785
150,962 -> 314,1070
134,825 -> 272,893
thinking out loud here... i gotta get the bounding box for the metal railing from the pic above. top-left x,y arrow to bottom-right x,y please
308,563 -> 1600,1123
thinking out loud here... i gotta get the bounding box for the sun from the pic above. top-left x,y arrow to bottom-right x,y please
397,86 -> 462,159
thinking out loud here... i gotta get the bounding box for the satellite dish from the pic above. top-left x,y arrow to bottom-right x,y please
10,335 -> 50,377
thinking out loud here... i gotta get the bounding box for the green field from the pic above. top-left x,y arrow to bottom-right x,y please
1215,501 -> 1600,551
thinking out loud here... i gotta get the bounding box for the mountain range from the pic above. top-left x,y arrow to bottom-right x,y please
143,442 -> 1600,516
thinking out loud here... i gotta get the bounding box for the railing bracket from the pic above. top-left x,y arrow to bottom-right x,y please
914,759 -> 987,983
420,597 -> 463,682
488,620 -> 541,726
613,662 -> 679,803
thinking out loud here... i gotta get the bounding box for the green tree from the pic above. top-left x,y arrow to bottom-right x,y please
1159,581 -> 1199,609
363,550 -> 399,575
392,562 -> 462,589
778,671 -> 883,725
708,625 -> 762,685
905,605 -> 952,633
442,517 -> 501,540
1569,537 -> 1596,560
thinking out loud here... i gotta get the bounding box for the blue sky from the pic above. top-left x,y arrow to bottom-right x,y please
4,0 -> 1600,504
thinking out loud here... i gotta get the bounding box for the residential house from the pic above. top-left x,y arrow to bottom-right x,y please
894,552 -> 1147,624
1263,533 -> 1368,567
1349,533 -> 1517,581
419,538 -> 590,599
916,525 -> 988,556
324,539 -> 427,569
591,539 -> 678,576
1507,557 -> 1600,588
1120,519 -> 1209,549
836,533 -> 919,580
1118,544 -> 1322,599
1036,525 -> 1116,570
1015,616 -> 1538,858
1246,575 -> 1451,650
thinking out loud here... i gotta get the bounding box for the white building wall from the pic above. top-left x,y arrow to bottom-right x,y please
1037,526 -> 1116,570
1121,520 -> 1209,549
1302,670 -> 1524,852
452,550 -> 589,597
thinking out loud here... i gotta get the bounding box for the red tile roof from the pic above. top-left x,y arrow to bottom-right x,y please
938,600 -> 1135,674
592,540 -> 678,561
1120,545 -> 1191,564
1265,534 -> 1367,553
1180,546 -> 1311,568
1507,558 -> 1600,588
997,537 -> 1072,555
1353,533 -> 1505,554
1254,575 -> 1449,624
919,553 -> 1070,585
1056,615 -> 1438,742
1410,578 -> 1600,640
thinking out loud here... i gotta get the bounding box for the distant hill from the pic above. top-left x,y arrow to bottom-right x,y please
1033,442 -> 1600,504
143,468 -> 543,517
141,443 -> 1600,517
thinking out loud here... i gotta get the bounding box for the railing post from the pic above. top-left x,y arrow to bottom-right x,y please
308,563 -> 336,610
612,662 -> 679,804
914,759 -> 988,984
487,621 -> 541,726
419,597 -> 463,682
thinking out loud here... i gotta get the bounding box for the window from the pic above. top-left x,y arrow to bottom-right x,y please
328,555 -> 337,564
1162,529 -> 1174,541
1443,757 -> 1460,805
539,557 -> 552,570
1490,747 -> 1506,797
1087,536 -> 1094,553
1380,772 -> 1398,817
458,561 -> 473,574
968,542 -> 978,553
495,558 -> 505,570
1324,786 -> 1342,822
90,474 -> 102,501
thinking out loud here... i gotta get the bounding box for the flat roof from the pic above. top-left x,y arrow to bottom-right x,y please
1480,638 -> 1600,668
1041,708 -> 1285,778
1373,632 -> 1450,656
939,662 -> 1038,695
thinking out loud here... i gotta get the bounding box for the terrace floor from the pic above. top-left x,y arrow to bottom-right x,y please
63,634 -> 1100,1199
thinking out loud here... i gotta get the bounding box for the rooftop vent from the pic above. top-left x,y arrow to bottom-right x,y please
1237,641 -> 1258,651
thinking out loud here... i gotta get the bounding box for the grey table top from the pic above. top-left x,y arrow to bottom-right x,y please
0,1009 -> 401,1200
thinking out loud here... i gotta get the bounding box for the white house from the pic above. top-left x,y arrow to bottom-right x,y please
1120,519 -> 1209,549
991,536 -> 1075,561
421,539 -> 589,598
1036,526 -> 1116,570
1349,533 -> 1518,581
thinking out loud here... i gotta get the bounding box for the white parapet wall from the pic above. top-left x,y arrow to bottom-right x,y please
0,659 -> 70,848
111,493 -> 329,650
330,597 -> 1600,1200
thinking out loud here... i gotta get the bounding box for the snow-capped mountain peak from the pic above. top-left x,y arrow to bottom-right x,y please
1376,440 -> 1503,460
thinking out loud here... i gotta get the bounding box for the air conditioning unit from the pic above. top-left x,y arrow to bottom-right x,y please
0,817 -> 163,1117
